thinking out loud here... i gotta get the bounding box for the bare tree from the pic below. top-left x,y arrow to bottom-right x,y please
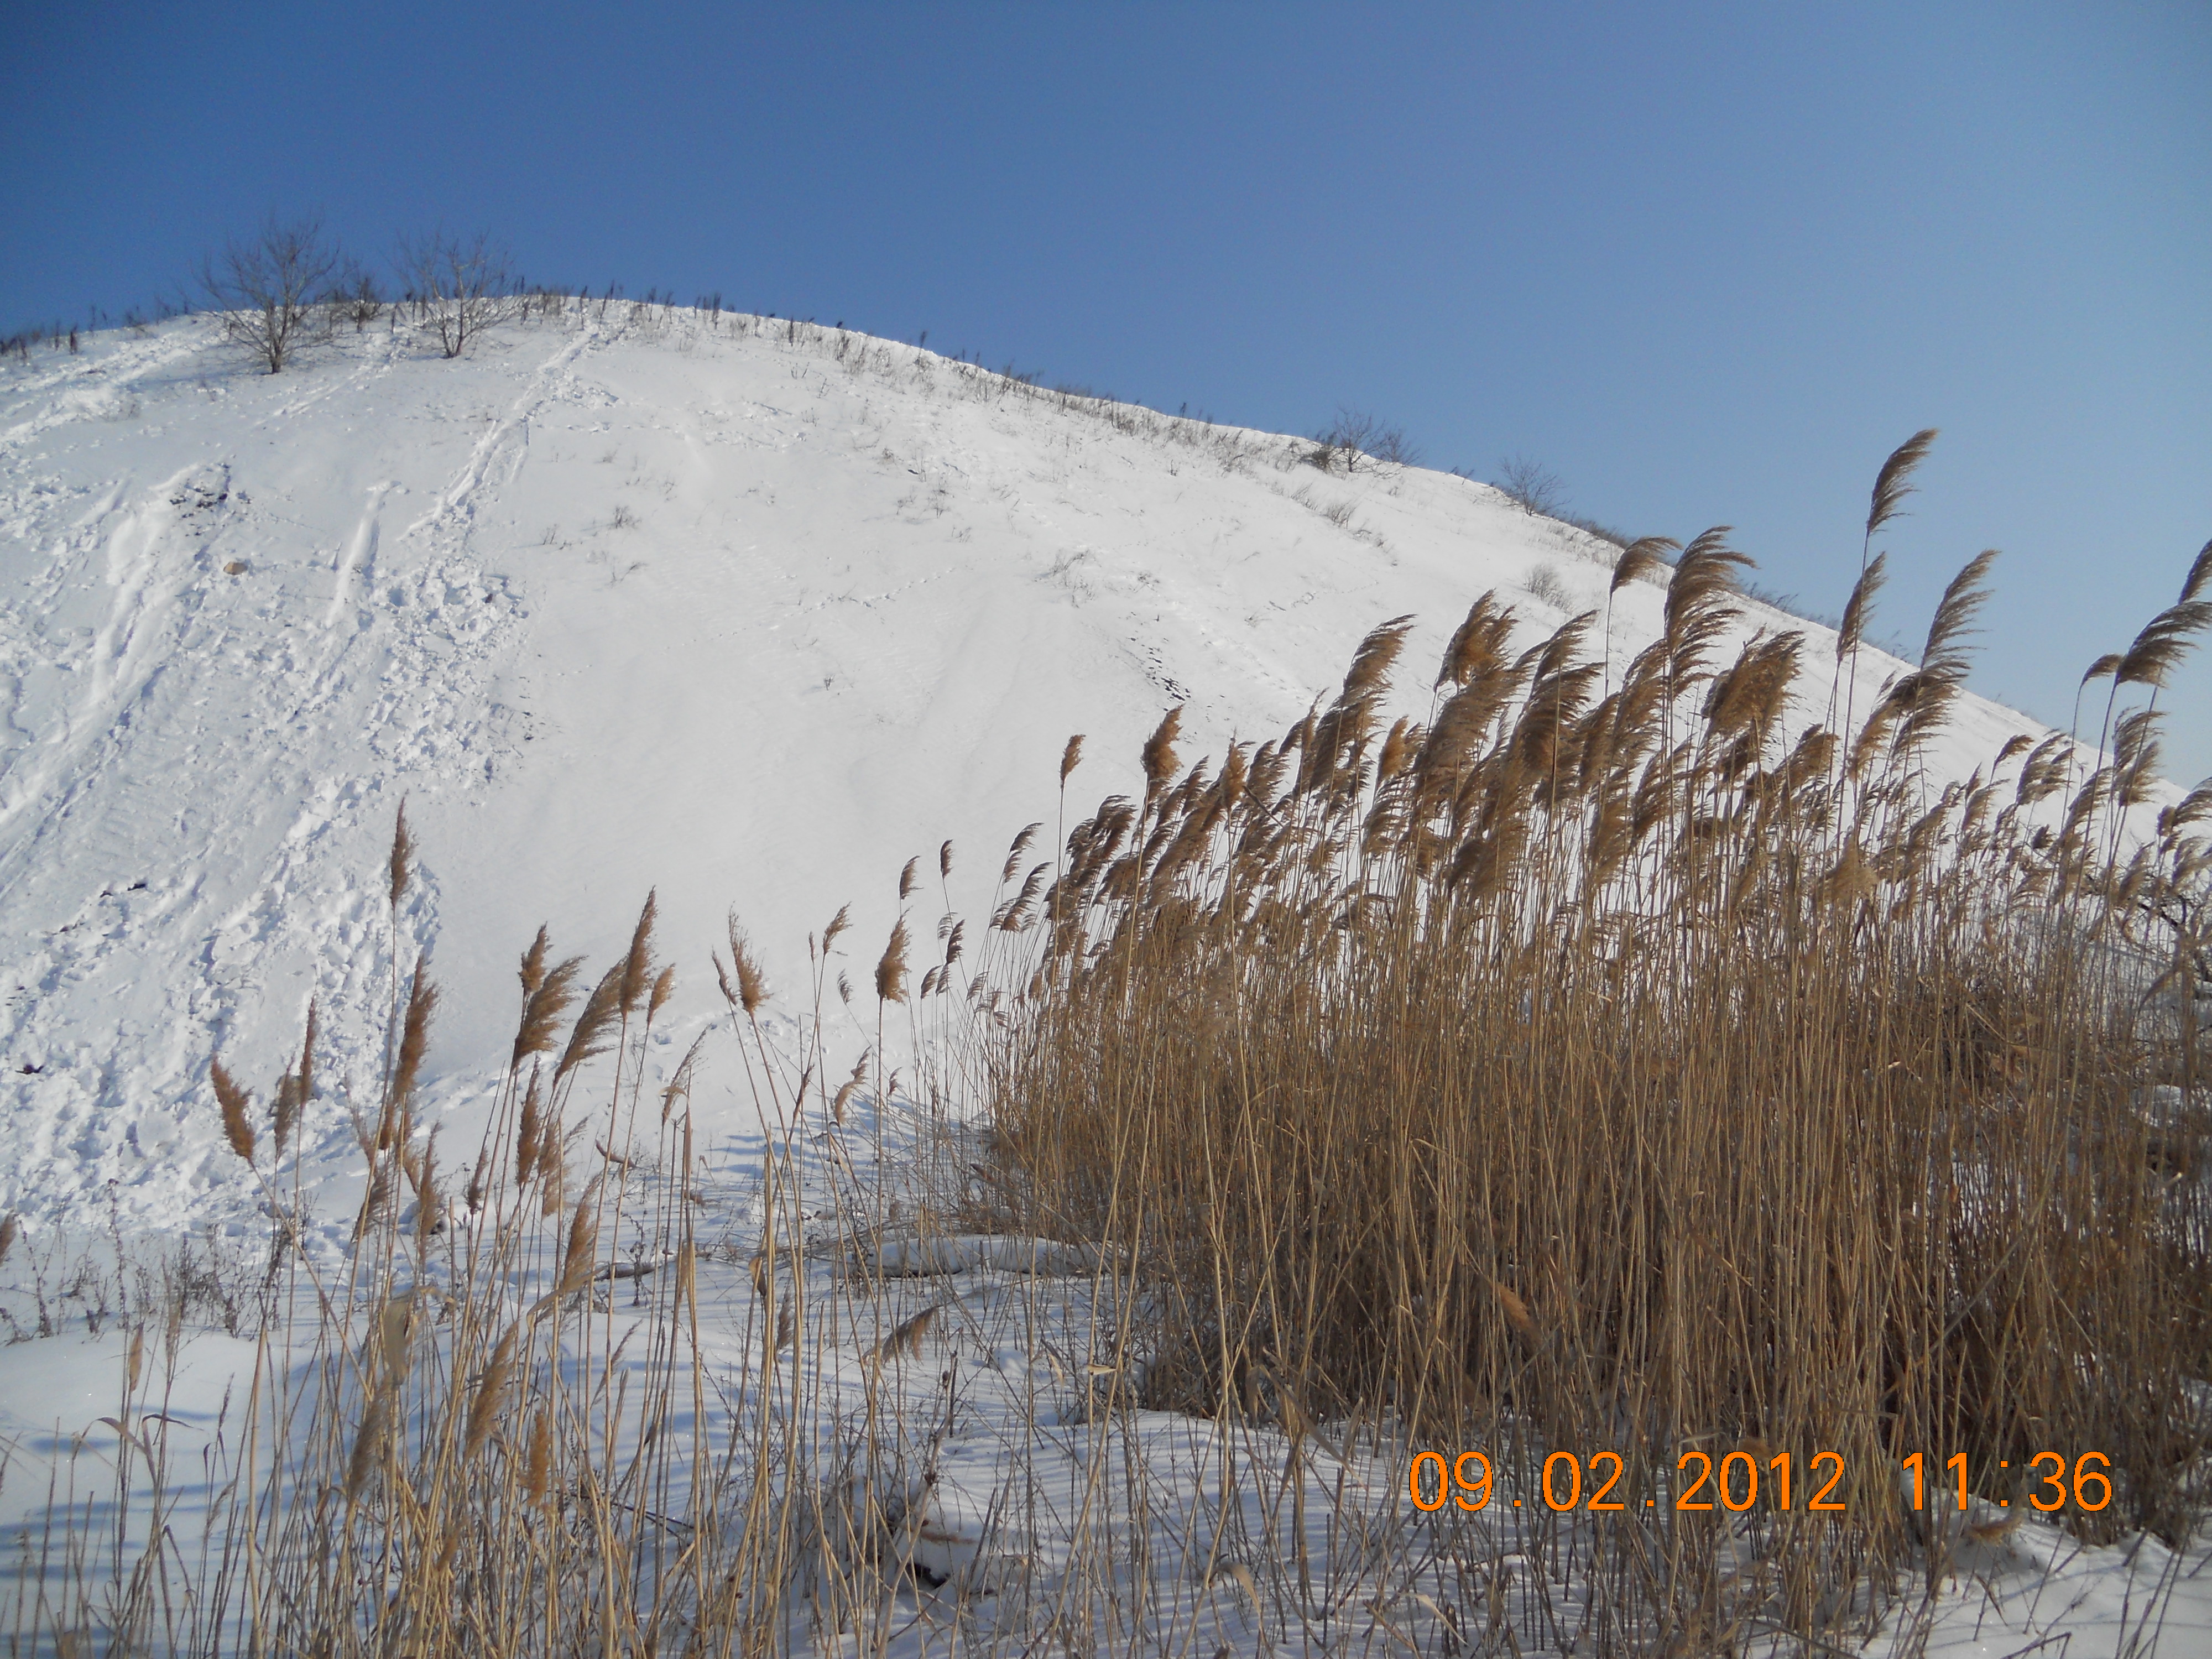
398,230 -> 517,358
199,213 -> 345,373
1493,455 -> 1569,519
1311,408 -> 1422,472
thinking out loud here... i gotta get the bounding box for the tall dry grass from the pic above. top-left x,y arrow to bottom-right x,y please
4,831 -> 1010,1657
974,451 -> 2212,1648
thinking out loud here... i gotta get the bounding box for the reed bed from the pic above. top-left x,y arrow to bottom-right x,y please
974,444 -> 2212,1651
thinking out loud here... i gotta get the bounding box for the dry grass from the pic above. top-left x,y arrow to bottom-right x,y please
3,811 -> 1015,1657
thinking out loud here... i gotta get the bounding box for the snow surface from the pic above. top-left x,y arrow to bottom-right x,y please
0,306 -> 2084,1238
2,308 -> 2202,1656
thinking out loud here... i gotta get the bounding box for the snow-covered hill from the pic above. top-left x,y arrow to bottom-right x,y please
0,307 -> 2070,1233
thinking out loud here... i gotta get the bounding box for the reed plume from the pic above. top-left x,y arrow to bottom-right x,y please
512,944 -> 582,1069
719,915 -> 770,1016
1339,614 -> 1417,703
519,923 -> 548,998
211,1057 -> 255,1165
1837,550 -> 1887,658
272,995 -> 317,1155
387,801 -> 414,908
554,962 -> 623,1085
875,916 -> 911,1003
866,1303 -> 939,1369
344,1387 -> 390,1503
999,824 -> 1041,884
1867,426 -> 1939,538
2116,599 -> 2212,691
382,956 -> 437,1142
2178,538 -> 2212,606
831,1052 -> 869,1124
1141,706 -> 1183,797
463,1324 -> 517,1460
617,889 -> 659,1017
1610,536 -> 1677,594
523,1408 -> 551,1508
514,1065 -> 544,1185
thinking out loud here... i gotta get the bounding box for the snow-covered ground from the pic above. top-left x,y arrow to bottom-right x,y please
0,305 -> 2081,1235
1,307 -> 2201,1655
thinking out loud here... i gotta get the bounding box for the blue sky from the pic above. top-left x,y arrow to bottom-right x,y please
8,1 -> 2208,783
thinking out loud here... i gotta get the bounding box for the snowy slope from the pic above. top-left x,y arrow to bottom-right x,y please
0,307 -> 2077,1233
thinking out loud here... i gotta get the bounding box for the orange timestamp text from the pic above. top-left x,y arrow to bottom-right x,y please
1408,1450 -> 2114,1516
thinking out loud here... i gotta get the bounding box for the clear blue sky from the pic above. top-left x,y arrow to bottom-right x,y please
8,1 -> 2208,784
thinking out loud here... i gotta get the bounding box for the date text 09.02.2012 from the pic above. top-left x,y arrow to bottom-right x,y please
1408,1451 -> 2114,1515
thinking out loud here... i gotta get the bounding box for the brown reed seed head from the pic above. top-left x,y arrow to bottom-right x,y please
1001,822 -> 1041,884
1339,614 -> 1416,704
514,1065 -> 544,1185
390,956 -> 438,1109
519,924 -> 549,998
513,950 -> 583,1070
868,1304 -> 938,1369
524,1408 -> 551,1506
1867,427 -> 1938,539
724,916 -> 769,1015
1838,551 -> 1888,656
345,1387 -> 390,1502
875,915 -> 910,1003
0,1213 -> 15,1268
298,994 -> 317,1106
555,962 -> 623,1083
2117,599 -> 2212,691
899,855 -> 920,900
617,889 -> 659,1017
1141,706 -> 1183,795
1611,536 -> 1678,595
831,1051 -> 869,1124
1060,734 -> 1084,782
272,1072 -> 301,1156
210,1057 -> 255,1165
463,1325 -> 517,1460
557,1178 -> 601,1295
387,801 -> 413,908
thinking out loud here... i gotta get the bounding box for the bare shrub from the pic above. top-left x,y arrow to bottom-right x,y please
1524,562 -> 1570,608
399,229 -> 518,358
1492,452 -> 1569,518
199,212 -> 345,373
